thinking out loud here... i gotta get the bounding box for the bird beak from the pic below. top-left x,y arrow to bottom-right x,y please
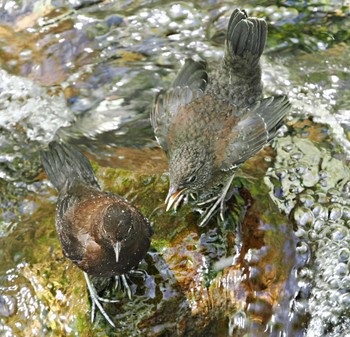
165,187 -> 186,211
114,241 -> 121,263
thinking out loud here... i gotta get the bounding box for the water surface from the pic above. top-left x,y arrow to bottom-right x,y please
0,1 -> 349,336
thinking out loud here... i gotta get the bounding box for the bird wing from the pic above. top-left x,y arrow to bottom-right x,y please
151,58 -> 208,151
40,141 -> 100,192
220,96 -> 291,171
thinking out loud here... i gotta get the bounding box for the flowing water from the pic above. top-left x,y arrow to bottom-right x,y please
0,1 -> 349,336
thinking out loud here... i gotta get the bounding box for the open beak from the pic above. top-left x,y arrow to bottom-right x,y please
114,241 -> 121,263
165,187 -> 186,211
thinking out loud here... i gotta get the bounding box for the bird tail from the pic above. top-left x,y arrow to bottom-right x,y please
224,9 -> 267,69
40,141 -> 100,192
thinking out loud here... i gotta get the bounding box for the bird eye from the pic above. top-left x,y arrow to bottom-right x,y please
187,175 -> 196,183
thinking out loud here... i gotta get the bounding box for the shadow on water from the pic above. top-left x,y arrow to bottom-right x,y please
0,0 -> 350,336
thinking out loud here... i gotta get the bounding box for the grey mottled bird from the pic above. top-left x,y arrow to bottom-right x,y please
151,9 -> 291,226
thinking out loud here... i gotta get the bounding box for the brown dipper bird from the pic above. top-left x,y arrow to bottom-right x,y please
40,141 -> 153,327
151,9 -> 291,226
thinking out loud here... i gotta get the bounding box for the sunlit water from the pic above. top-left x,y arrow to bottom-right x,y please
0,1 -> 349,336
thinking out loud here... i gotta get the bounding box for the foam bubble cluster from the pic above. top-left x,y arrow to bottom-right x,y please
265,135 -> 350,336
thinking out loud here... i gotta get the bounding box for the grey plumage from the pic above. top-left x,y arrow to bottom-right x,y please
151,9 -> 291,225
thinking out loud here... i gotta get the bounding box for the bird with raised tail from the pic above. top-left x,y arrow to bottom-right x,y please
40,141 -> 153,327
151,9 -> 291,226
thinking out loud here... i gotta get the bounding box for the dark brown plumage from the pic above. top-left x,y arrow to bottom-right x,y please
151,9 -> 291,225
40,141 -> 153,326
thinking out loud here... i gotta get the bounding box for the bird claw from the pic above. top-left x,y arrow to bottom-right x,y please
197,175 -> 235,227
84,270 -> 145,327
129,268 -> 148,279
112,274 -> 132,300
84,272 -> 116,328
198,199 -> 221,227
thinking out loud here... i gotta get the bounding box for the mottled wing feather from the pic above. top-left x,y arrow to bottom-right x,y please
172,58 -> 208,89
221,96 -> 291,171
151,59 -> 208,151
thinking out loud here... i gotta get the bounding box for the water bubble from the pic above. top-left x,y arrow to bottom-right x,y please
308,230 -> 318,241
296,241 -> 310,257
284,200 -> 295,214
340,275 -> 350,289
275,169 -> 288,179
297,267 -> 313,280
294,207 -> 314,227
331,226 -> 348,241
312,204 -> 328,219
330,195 -> 341,204
289,173 -> 298,182
340,293 -> 350,306
316,193 -> 328,204
295,227 -> 307,238
300,194 -> 315,208
319,226 -> 333,241
295,165 -> 307,175
342,206 -> 350,220
328,290 -> 342,305
329,278 -> 341,289
302,176 -> 319,189
313,219 -> 325,232
338,248 -> 350,263
319,180 -> 328,188
329,205 -> 343,221
290,185 -> 304,194
327,187 -> 340,196
334,263 -> 348,277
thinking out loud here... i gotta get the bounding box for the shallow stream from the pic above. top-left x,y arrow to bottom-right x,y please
0,1 -> 350,336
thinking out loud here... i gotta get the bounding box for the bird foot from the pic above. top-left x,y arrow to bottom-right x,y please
84,269 -> 149,327
114,268 -> 148,300
84,272 -> 117,328
114,274 -> 132,300
196,175 -> 235,227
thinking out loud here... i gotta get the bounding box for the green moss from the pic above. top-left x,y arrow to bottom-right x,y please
151,238 -> 170,252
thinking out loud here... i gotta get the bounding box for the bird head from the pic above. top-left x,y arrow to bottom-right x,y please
166,142 -> 213,210
102,204 -> 132,263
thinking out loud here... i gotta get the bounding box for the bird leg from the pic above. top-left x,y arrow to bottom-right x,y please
197,174 -> 235,227
84,269 -> 148,327
121,274 -> 132,300
84,272 -> 117,328
113,272 -> 140,300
